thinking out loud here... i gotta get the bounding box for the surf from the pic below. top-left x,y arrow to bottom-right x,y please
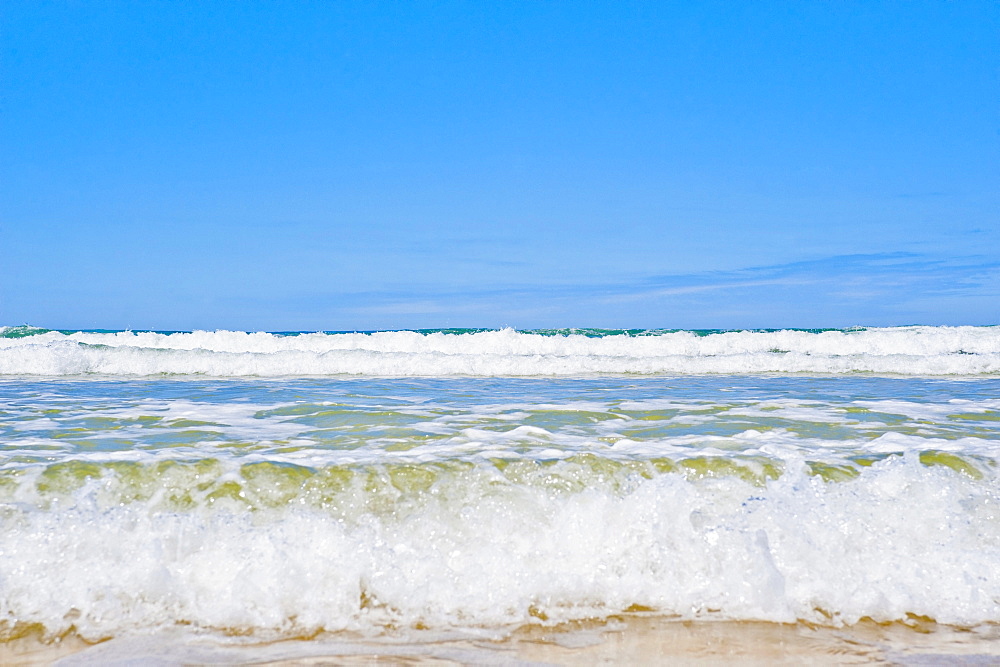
1,326 -> 998,376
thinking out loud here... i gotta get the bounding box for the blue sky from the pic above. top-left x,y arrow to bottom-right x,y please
2,1 -> 997,330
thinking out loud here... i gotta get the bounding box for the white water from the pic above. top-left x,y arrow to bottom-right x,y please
2,364 -> 998,646
1,454 -> 998,641
1,326 -> 999,376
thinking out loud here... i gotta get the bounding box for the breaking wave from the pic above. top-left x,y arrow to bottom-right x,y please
1,326 -> 998,376
1,455 -> 998,640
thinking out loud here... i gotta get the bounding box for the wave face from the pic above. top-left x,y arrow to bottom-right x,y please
1,326 -> 999,376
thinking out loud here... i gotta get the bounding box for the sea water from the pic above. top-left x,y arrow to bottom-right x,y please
1,326 -> 999,655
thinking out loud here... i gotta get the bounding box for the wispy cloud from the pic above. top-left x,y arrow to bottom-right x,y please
603,278 -> 814,302
225,252 -> 1000,330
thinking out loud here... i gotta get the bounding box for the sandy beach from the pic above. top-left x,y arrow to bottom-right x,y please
4,616 -> 1000,665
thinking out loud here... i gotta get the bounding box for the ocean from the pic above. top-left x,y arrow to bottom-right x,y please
1,325 -> 999,663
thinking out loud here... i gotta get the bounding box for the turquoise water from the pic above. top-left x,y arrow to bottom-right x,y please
0,327 -> 998,646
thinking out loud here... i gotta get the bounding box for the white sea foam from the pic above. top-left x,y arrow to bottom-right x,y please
1,455 -> 998,641
1,373 -> 996,643
1,327 -> 999,376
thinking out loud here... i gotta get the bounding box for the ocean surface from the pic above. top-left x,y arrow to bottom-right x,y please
1,325 -> 999,657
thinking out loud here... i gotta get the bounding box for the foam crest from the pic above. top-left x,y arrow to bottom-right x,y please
1,456 -> 998,641
1,327 -> 998,376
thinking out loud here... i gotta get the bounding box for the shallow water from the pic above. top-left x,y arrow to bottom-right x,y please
1,328 -> 998,659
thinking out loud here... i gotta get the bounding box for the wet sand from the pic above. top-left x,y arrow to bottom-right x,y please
4,616 -> 1000,665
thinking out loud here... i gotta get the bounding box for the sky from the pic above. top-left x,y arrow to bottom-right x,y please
1,1 -> 997,331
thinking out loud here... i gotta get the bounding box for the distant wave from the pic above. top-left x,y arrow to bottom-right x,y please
1,326 -> 998,376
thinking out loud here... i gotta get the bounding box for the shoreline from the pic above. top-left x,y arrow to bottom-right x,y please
4,617 -> 1000,665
